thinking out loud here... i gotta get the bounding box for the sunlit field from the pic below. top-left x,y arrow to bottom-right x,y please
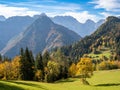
0,69 -> 120,90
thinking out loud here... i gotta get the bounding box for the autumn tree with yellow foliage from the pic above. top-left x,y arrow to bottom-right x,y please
0,56 -> 20,80
76,58 -> 93,85
11,56 -> 21,79
68,63 -> 76,77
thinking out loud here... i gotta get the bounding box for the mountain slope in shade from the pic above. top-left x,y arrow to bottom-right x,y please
0,40 -> 4,51
52,16 -> 104,37
52,16 -> 83,36
61,16 -> 120,61
95,19 -> 105,29
0,16 -> 35,50
0,15 -> 6,21
82,19 -> 96,36
1,14 -> 81,57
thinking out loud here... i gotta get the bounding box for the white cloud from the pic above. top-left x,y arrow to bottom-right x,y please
0,1 -> 81,12
0,4 -> 40,18
0,2 -> 82,18
34,4 -> 81,12
90,0 -> 120,11
0,2 -> 100,23
43,11 -> 101,23
61,11 -> 100,23
100,12 -> 120,18
100,12 -> 113,18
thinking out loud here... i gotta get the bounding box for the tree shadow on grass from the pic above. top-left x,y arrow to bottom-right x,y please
4,80 -> 48,90
55,78 -> 76,83
0,82 -> 23,90
95,83 -> 120,87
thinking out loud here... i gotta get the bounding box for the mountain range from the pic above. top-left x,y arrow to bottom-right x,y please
52,16 -> 104,37
0,14 -> 104,52
1,14 -> 81,57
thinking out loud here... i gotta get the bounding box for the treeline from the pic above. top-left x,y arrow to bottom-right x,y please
0,47 -> 120,83
0,48 -> 94,84
0,48 -> 69,82
92,56 -> 120,70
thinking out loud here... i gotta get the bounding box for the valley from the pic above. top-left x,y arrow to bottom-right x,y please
0,1 -> 120,89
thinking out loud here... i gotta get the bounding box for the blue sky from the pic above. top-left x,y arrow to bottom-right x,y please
0,0 -> 120,23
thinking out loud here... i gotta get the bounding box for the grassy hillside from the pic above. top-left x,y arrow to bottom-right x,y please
87,47 -> 111,60
0,69 -> 120,90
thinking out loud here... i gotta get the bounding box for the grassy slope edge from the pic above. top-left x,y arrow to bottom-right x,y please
0,69 -> 120,90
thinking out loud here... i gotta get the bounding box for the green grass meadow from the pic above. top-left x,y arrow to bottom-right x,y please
0,69 -> 120,90
87,47 -> 111,60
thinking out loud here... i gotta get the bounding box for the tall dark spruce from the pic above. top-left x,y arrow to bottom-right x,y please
19,47 -> 34,80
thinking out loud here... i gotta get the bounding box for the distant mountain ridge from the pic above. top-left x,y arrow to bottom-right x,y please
1,14 -> 81,57
52,16 -> 104,37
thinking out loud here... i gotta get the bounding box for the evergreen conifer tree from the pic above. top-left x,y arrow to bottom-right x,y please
19,47 -> 34,80
42,51 -> 50,66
